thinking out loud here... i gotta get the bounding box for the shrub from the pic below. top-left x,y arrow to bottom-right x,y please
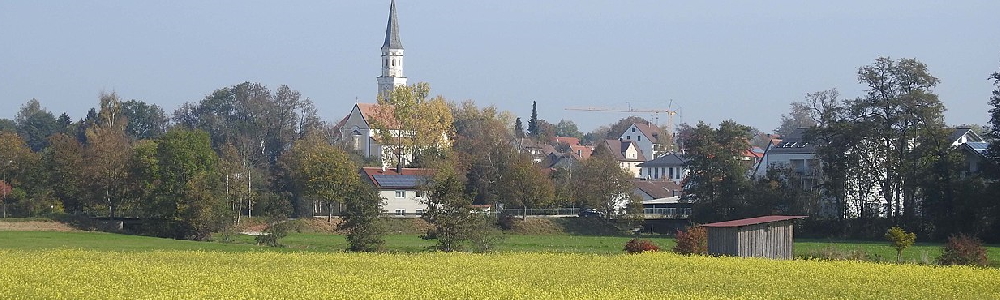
255,221 -> 291,247
624,238 -> 660,254
673,226 -> 707,255
885,226 -> 916,263
937,234 -> 988,266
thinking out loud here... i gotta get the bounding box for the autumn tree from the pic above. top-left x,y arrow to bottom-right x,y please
44,133 -> 87,213
83,93 -> 134,218
573,145 -> 635,218
682,120 -> 754,223
370,82 -> 453,168
283,133 -> 359,222
0,132 -> 41,218
421,164 -> 478,252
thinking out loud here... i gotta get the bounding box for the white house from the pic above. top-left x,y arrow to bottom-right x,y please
604,139 -> 647,177
360,167 -> 433,217
619,123 -> 662,160
637,153 -> 689,184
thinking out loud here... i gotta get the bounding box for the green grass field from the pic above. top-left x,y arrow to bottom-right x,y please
2,231 -> 998,265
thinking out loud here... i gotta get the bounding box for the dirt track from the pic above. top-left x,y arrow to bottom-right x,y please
0,221 -> 76,232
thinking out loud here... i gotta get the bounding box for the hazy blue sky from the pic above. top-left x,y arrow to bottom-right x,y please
2,1 -> 999,133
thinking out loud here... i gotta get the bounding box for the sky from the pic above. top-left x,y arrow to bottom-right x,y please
2,1 -> 999,133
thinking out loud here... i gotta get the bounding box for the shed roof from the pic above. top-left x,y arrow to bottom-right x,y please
701,215 -> 807,228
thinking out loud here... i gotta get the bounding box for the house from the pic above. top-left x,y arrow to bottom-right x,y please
637,153 -> 689,184
360,167 -> 433,217
604,139 -> 647,177
702,215 -> 807,259
960,141 -> 989,175
633,179 -> 689,219
334,103 -> 386,159
554,136 -> 581,146
619,123 -> 662,160
752,128 -> 820,181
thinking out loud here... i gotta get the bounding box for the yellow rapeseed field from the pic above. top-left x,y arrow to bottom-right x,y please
0,249 -> 996,299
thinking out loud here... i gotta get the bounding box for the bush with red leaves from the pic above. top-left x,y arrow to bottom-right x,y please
672,226 -> 707,255
624,238 -> 660,254
937,234 -> 988,266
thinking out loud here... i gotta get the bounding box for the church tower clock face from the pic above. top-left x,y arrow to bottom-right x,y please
377,0 -> 407,98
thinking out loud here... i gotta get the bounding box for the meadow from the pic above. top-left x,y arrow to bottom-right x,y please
1,249 -> 997,299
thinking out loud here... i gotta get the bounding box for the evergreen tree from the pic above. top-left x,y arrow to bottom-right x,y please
513,117 -> 525,139
987,70 -> 1000,168
527,101 -> 538,136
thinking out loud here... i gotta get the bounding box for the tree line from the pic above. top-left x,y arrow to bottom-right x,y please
681,57 -> 1000,243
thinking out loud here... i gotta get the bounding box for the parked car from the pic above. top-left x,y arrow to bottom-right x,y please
578,209 -> 605,218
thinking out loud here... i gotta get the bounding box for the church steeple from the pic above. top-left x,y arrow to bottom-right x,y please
382,0 -> 403,50
377,0 -> 407,97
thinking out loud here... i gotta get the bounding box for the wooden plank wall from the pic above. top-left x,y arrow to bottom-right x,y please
707,221 -> 795,259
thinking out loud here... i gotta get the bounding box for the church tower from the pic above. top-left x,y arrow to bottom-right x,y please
377,0 -> 407,97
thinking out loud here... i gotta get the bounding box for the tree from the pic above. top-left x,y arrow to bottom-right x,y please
554,119 -> 583,139
573,145 -> 634,217
370,82 -> 453,168
153,128 -> 230,240
774,90 -> 839,137
987,69 -> 1000,169
0,132 -> 39,218
527,101 -> 538,136
513,117 -> 525,139
44,133 -> 87,213
0,180 -> 10,218
339,182 -> 386,252
885,226 -> 916,262
682,120 -> 754,223
120,99 -> 169,141
15,99 -> 58,152
83,93 -> 133,219
853,57 -> 945,220
422,166 -> 477,252
283,133 -> 359,222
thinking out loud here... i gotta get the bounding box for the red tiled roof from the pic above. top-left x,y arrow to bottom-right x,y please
632,123 -> 661,143
554,137 -> 580,146
569,145 -> 593,160
701,215 -> 807,228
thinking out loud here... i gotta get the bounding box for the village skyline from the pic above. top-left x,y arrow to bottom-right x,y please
2,1 -> 999,132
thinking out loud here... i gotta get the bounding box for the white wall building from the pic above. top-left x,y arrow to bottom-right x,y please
360,167 -> 432,217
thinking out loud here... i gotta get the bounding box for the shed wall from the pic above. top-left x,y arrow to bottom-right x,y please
707,220 -> 796,259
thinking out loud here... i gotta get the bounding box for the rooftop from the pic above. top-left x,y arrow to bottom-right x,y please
701,215 -> 808,228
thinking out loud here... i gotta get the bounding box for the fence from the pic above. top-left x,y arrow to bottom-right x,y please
642,208 -> 690,219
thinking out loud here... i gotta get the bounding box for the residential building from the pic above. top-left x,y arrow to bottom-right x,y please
360,167 -> 433,217
619,123 -> 662,160
637,153 -> 688,184
632,179 -> 690,219
604,139 -> 647,177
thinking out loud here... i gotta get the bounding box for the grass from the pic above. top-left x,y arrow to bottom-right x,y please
2,229 -> 998,265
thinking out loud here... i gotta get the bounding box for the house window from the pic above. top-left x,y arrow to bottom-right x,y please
637,136 -> 641,141
631,127 -> 636,132
669,167 -> 674,179
626,136 -> 630,140
395,190 -> 405,198
395,209 -> 406,216
415,209 -> 425,215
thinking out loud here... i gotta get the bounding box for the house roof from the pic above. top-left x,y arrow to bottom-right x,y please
569,145 -> 593,160
554,136 -> 581,146
361,167 -> 433,189
949,127 -> 984,145
701,215 -> 808,228
605,140 -> 646,162
638,153 -> 687,168
632,179 -> 683,199
631,123 -> 661,143
766,128 -> 816,155
963,141 -> 988,157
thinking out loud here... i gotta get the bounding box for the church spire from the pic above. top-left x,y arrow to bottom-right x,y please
377,0 -> 407,97
382,0 -> 403,50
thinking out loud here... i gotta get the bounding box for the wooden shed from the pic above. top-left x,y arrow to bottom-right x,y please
702,215 -> 807,259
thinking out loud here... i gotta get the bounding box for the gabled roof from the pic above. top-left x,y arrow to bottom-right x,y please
949,127 -> 983,145
605,140 -> 646,162
382,0 -> 403,50
766,128 -> 816,155
361,167 -> 432,189
632,179 -> 683,200
962,141 -> 988,157
554,136 -> 580,146
623,123 -> 661,143
569,145 -> 593,160
638,153 -> 687,168
701,215 -> 807,228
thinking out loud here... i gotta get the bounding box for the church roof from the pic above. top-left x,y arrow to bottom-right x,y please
382,0 -> 403,50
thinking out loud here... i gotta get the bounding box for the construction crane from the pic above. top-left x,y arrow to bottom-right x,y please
565,100 -> 680,140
